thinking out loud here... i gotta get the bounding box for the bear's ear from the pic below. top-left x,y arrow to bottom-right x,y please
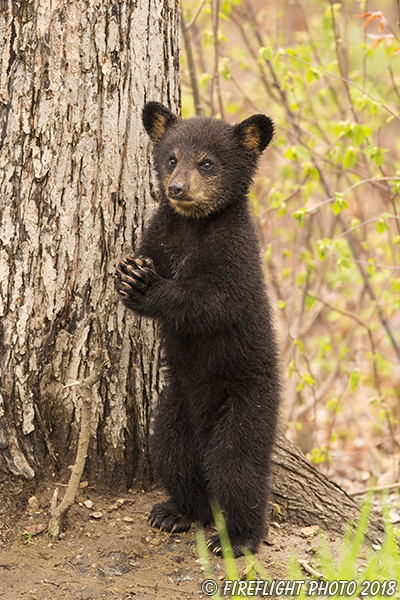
142,102 -> 179,142
233,114 -> 274,154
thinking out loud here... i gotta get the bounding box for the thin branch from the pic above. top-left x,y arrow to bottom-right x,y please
307,177 -> 400,214
48,355 -> 108,538
389,65 -> 400,103
210,0 -> 224,118
180,6 -> 204,117
329,215 -> 400,244
398,0 -> 400,32
298,559 -> 325,580
329,0 -> 359,123
186,0 -> 206,30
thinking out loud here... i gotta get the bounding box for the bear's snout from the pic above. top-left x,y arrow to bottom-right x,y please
168,180 -> 187,198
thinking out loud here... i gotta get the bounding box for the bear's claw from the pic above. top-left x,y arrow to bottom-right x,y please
126,255 -> 154,270
115,255 -> 157,298
149,501 -> 192,533
206,532 -> 256,558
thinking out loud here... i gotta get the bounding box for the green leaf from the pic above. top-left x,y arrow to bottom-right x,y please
285,146 -> 296,160
273,49 -> 282,66
257,46 -> 273,62
219,58 -> 232,80
309,447 -> 326,464
343,147 -> 357,169
302,161 -> 312,178
349,123 -> 370,145
367,258 -> 375,277
363,125 -> 371,137
288,360 -> 295,379
376,217 -> 388,234
303,373 -> 315,386
296,271 -> 306,286
305,294 -> 316,311
391,179 -> 400,195
293,208 -> 306,229
277,202 -> 286,218
332,196 -> 349,215
247,189 -> 258,215
264,244 -> 272,263
294,339 -> 304,355
316,239 -> 329,262
268,188 -> 283,208
349,369 -> 360,393
296,145 -> 311,160
306,68 -> 314,83
374,148 -> 385,167
337,256 -> 350,269
366,97 -> 380,115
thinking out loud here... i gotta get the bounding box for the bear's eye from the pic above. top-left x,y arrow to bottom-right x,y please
201,159 -> 213,171
168,156 -> 177,168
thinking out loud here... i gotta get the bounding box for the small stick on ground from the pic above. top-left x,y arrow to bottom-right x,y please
298,559 -> 325,580
48,354 -> 108,538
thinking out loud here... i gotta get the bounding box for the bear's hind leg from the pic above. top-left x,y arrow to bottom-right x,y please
149,384 -> 212,531
203,392 -> 276,557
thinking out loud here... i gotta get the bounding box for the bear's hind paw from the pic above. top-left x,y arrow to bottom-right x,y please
206,532 -> 258,558
149,501 -> 192,533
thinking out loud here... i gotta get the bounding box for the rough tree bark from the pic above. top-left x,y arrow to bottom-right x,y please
271,431 -> 383,544
0,0 -> 381,545
0,0 -> 180,486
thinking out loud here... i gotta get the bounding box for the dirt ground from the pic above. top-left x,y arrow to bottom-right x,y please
0,478 -> 345,600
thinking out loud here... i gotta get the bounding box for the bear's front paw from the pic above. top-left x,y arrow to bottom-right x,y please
149,501 -> 192,533
114,255 -> 158,302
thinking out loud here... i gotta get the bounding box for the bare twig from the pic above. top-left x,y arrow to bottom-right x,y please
329,0 -> 358,123
307,177 -> 400,214
210,0 -> 224,118
186,0 -> 206,29
181,5 -> 204,117
398,0 -> 400,31
298,559 -> 325,580
48,355 -> 108,538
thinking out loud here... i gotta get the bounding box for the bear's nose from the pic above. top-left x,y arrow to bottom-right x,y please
168,181 -> 185,198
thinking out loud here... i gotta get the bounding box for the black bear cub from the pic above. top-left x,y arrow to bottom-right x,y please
115,102 -> 281,557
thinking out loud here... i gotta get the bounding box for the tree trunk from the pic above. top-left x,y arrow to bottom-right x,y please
0,0 -> 180,486
271,431 -> 383,544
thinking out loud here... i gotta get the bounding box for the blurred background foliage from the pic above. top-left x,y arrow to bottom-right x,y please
180,0 -> 400,494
